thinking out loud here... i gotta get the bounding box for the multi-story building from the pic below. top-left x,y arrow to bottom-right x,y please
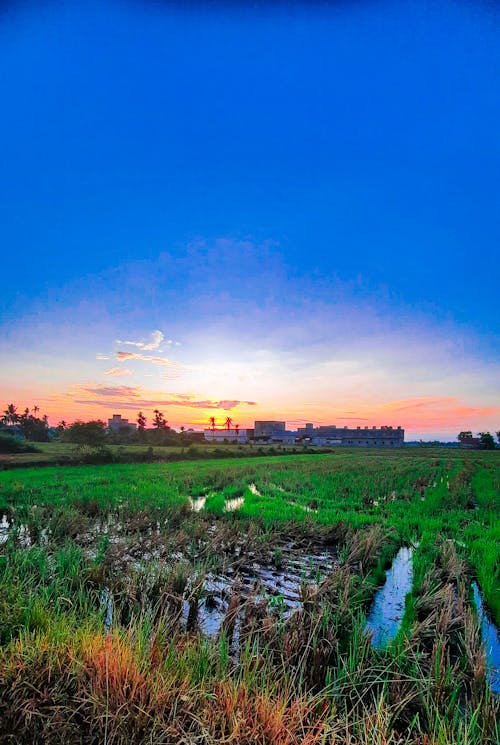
107,414 -> 137,433
254,421 -> 286,439
296,424 -> 404,447
203,420 -> 404,447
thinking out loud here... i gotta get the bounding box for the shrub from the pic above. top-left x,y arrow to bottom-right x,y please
0,433 -> 40,454
73,445 -> 116,464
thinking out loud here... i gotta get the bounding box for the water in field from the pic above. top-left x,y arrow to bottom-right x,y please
189,496 -> 207,512
188,540 -> 338,638
472,581 -> 500,694
365,546 -> 413,648
224,496 -> 244,512
0,514 -> 11,545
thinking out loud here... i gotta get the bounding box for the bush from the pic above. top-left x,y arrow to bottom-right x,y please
62,421 -> 107,446
73,445 -> 116,464
0,433 -> 40,454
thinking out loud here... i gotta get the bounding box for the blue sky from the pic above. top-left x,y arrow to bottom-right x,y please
0,0 -> 498,437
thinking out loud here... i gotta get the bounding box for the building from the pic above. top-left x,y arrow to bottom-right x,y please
458,436 -> 481,449
203,419 -> 404,447
204,428 -> 254,443
254,421 -> 286,439
107,414 -> 137,433
296,424 -> 404,447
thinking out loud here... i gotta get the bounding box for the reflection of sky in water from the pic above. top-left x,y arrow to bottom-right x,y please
472,582 -> 500,695
193,545 -> 337,638
366,547 -> 413,648
0,515 -> 11,545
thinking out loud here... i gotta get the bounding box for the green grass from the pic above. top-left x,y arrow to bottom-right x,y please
0,439 -> 337,468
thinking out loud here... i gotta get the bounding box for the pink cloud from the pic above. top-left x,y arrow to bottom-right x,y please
104,367 -> 131,377
80,385 -> 141,398
116,351 -> 178,367
71,385 -> 257,411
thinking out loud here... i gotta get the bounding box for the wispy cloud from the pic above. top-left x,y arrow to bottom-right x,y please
71,385 -> 257,412
116,352 -> 169,365
115,330 -> 181,352
96,353 -> 110,360
80,385 -> 141,398
116,329 -> 164,351
104,367 -> 131,377
115,350 -> 188,379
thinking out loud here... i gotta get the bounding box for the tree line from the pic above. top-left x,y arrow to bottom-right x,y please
458,431 -> 499,450
1,404 -> 203,447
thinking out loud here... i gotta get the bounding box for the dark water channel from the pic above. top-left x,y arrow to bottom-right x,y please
472,581 -> 500,694
365,546 -> 413,648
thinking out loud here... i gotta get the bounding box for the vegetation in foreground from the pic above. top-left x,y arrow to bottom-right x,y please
0,450 -> 498,743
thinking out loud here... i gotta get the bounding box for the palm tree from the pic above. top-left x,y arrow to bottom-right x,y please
2,403 -> 19,426
32,404 -> 40,416
225,416 -> 233,431
209,416 -> 216,440
235,423 -> 240,438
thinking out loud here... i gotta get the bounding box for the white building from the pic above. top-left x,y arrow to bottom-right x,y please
203,428 -> 253,443
107,414 -> 137,433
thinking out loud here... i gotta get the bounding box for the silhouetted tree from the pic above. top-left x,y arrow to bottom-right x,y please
137,411 -> 147,432
478,432 -> 495,450
153,409 -> 167,429
225,416 -> 232,430
2,404 -> 19,427
55,421 -> 67,438
62,420 -> 107,445
458,431 -> 473,442
17,408 -> 50,442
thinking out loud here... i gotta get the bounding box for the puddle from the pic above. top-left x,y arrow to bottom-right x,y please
189,496 -> 207,512
17,524 -> 32,548
365,546 -> 413,648
286,500 -> 317,513
185,540 -> 338,639
0,514 -> 11,545
101,587 -> 113,630
472,581 -> 500,694
224,497 -> 244,512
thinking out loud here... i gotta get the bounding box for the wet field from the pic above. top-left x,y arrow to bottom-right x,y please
1,451 -> 499,744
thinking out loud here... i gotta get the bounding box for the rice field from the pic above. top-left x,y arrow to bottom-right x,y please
0,450 -> 498,744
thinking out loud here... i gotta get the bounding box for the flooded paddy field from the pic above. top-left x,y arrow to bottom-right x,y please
0,450 -> 498,744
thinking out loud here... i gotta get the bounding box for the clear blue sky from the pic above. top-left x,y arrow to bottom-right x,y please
0,0 -> 498,437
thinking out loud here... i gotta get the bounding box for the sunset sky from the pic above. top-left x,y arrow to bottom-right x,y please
1,0 -> 499,440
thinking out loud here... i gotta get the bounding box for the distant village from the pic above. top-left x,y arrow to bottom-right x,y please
108,414 -> 406,448
2,405 -> 498,450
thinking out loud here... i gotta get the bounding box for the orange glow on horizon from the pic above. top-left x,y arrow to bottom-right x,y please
2,383 -> 499,438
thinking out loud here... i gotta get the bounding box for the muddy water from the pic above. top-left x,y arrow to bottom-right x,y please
1,512 -> 338,642
188,540 -> 338,638
189,496 -> 207,512
365,546 -> 413,648
0,514 -> 11,545
224,497 -> 244,512
472,581 -> 500,694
